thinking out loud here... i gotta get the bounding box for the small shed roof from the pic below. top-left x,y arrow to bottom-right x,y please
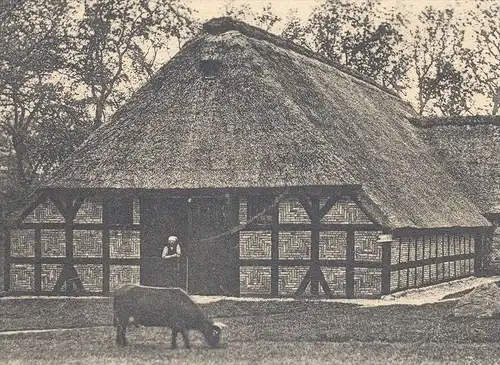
413,115 -> 500,215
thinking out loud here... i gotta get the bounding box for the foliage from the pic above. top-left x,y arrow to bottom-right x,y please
0,0 -> 196,220
280,10 -> 310,47
424,59 -> 474,116
219,0 -> 496,117
69,0 -> 195,129
464,0 -> 500,115
220,1 -> 282,32
409,6 -> 472,116
1,0 -> 500,223
0,0 -> 89,212
307,0 -> 410,92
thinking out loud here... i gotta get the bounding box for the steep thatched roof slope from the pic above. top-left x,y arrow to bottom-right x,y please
413,116 -> 500,214
43,18 -> 489,229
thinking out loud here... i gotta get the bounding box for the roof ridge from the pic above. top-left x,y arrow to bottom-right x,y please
411,115 -> 500,128
202,17 -> 402,101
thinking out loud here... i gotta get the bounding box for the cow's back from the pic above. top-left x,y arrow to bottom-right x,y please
113,285 -> 207,329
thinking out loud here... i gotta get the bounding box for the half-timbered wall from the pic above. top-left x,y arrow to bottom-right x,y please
389,233 -> 476,292
487,216 -> 500,274
6,191 -> 485,298
7,196 -> 141,294
238,195 -> 384,298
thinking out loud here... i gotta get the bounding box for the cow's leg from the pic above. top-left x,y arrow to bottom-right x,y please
115,326 -> 121,345
121,325 -> 129,346
116,321 -> 128,346
115,318 -> 121,345
171,329 -> 179,349
181,329 -> 191,349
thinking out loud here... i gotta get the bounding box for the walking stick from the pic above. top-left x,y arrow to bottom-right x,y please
185,257 -> 189,292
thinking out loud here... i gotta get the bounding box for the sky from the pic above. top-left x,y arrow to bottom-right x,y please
186,0 -> 478,23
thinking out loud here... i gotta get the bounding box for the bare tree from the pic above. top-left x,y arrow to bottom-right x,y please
280,10 -> 309,47
69,0 -> 195,129
0,0 -> 89,196
409,6 -> 471,116
464,0 -> 500,115
307,0 -> 409,92
220,1 -> 282,32
427,59 -> 474,116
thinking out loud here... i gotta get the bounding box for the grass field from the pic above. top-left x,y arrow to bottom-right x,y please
2,298 -> 500,364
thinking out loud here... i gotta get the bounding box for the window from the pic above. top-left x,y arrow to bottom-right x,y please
200,59 -> 223,79
105,197 -> 133,225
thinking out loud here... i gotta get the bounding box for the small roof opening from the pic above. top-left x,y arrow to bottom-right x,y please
200,59 -> 223,78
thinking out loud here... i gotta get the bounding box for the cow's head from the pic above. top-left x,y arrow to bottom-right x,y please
206,322 -> 226,348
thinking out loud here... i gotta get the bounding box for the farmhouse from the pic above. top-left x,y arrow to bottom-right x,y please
413,116 -> 500,273
3,18 -> 495,298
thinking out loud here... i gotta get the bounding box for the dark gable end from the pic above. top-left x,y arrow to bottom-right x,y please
42,18 -> 490,230
413,115 -> 500,215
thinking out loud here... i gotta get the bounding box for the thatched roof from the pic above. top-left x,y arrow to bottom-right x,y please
43,18 -> 490,230
413,115 -> 500,215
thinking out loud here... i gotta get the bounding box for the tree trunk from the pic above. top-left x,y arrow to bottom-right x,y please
93,100 -> 104,130
11,134 -> 29,190
492,88 -> 500,115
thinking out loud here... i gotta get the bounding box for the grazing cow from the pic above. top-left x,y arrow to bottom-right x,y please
113,284 -> 225,349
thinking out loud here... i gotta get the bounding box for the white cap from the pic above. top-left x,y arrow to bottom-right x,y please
168,236 -> 178,242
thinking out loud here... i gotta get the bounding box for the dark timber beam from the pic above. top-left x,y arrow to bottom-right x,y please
271,201 -> 279,296
346,228 -> 355,298
348,190 -> 390,231
474,233 -> 484,276
381,239 -> 391,295
296,192 -> 335,297
310,197 -> 320,295
17,191 -> 47,225
47,191 -> 86,295
296,193 -> 319,222
406,236 -> 411,287
295,269 -> 312,296
317,268 -> 332,297
139,196 -> 146,285
51,185 -> 361,199
238,259 -> 383,268
318,195 -> 340,220
102,229 -> 110,294
390,253 -> 477,270
10,257 -> 140,265
49,193 -> 84,223
229,196 -> 241,297
4,229 -> 10,292
34,228 -> 41,294
241,223 -> 381,232
102,197 -> 112,294
53,263 -> 85,295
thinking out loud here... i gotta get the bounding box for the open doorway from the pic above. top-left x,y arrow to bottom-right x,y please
140,196 -> 239,295
140,197 -> 188,288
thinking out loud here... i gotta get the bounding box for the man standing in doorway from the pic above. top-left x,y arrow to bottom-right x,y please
161,235 -> 183,288
162,235 -> 181,259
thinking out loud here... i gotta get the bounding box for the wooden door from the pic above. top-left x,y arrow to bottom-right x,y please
187,197 -> 239,295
